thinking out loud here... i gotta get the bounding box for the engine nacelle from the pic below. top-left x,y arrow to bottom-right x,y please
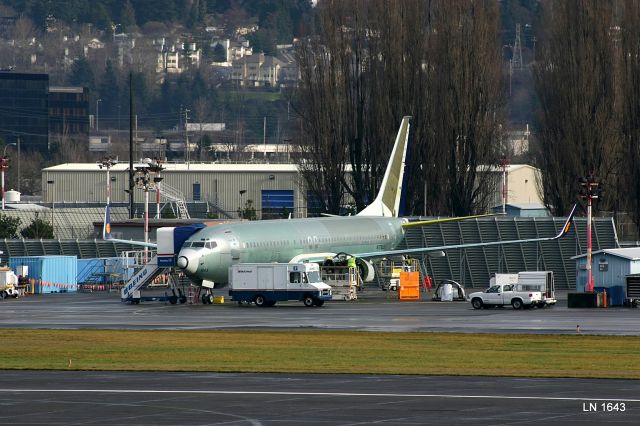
355,258 -> 375,282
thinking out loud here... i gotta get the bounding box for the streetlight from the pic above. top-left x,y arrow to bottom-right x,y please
96,98 -> 102,131
1,143 -> 16,210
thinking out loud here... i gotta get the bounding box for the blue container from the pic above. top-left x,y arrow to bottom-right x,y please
594,286 -> 625,306
9,256 -> 78,294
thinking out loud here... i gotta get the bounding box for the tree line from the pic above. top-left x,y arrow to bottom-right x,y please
295,0 -> 640,239
295,0 -> 504,217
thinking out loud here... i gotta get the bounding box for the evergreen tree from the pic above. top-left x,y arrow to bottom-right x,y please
0,213 -> 20,239
212,43 -> 226,62
121,0 -> 137,32
20,214 -> 54,239
69,57 -> 95,91
99,59 -> 120,117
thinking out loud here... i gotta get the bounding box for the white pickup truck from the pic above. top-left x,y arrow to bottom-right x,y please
468,283 -> 542,310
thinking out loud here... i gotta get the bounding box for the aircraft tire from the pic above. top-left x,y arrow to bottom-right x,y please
169,295 -> 178,305
179,295 -> 187,304
254,295 -> 267,307
303,296 -> 315,307
201,294 -> 208,304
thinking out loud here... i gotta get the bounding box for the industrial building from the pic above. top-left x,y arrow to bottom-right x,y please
41,161 -> 546,220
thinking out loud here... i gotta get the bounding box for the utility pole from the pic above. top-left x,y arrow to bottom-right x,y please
512,23 -> 523,71
183,108 -> 190,166
579,174 -> 602,293
129,72 -> 134,219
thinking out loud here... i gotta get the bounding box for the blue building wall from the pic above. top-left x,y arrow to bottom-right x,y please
9,256 -> 78,293
574,252 -> 640,305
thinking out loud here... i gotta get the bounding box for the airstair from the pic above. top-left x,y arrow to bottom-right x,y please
152,182 -> 190,219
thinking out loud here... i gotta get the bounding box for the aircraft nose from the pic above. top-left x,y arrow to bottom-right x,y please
177,256 -> 189,269
177,251 -> 199,274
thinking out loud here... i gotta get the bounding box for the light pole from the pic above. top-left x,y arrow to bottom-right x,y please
47,180 -> 54,234
146,158 -> 164,218
579,174 -> 601,293
500,156 -> 510,215
1,143 -> 16,210
96,98 -> 102,131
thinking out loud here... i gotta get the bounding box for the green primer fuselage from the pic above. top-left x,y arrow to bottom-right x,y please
178,216 -> 406,285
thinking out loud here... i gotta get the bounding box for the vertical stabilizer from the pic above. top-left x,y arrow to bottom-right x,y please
102,204 -> 112,239
358,116 -> 412,217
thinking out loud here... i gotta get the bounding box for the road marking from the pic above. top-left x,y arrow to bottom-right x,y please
0,389 -> 638,402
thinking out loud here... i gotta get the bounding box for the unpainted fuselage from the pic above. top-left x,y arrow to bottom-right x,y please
176,215 -> 406,285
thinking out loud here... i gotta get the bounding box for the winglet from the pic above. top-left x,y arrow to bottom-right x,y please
357,116 -> 412,217
554,203 -> 577,239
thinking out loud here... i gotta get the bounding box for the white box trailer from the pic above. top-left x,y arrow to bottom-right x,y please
516,271 -> 556,306
228,263 -> 332,307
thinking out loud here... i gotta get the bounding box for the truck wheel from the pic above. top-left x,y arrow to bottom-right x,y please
266,301 -> 276,307
254,295 -> 267,307
314,299 -> 325,307
303,296 -> 315,307
471,298 -> 483,310
511,299 -> 523,310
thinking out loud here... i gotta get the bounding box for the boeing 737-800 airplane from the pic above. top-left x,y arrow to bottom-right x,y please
106,116 -> 576,289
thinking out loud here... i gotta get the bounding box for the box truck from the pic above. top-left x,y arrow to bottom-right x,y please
229,263 -> 332,307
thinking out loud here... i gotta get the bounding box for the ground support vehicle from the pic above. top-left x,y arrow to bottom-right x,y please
321,265 -> 358,301
229,263 -> 332,307
467,283 -> 542,310
0,268 -> 20,299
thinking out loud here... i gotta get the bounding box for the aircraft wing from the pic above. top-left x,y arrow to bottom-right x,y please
353,204 -> 577,259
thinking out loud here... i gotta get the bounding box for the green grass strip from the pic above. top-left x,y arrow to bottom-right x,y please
2,329 -> 639,379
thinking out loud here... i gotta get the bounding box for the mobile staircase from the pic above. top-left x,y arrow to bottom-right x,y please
120,250 -> 186,304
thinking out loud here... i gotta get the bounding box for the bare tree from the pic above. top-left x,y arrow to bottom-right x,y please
619,0 -> 640,236
295,0 -> 503,216
532,1 -> 619,215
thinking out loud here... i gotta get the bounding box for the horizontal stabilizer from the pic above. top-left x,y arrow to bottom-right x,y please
402,213 -> 496,229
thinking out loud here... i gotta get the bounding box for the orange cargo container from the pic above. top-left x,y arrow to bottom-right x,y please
399,271 -> 420,301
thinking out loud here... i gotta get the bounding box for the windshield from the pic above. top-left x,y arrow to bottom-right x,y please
306,271 -> 321,283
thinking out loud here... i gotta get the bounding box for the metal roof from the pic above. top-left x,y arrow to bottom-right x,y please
571,248 -> 640,261
43,163 -> 300,173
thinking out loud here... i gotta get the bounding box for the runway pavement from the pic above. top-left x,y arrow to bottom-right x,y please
0,371 -> 638,425
2,292 -> 640,424
0,290 -> 638,334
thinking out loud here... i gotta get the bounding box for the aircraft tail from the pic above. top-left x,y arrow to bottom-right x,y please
358,116 -> 412,217
102,204 -> 112,239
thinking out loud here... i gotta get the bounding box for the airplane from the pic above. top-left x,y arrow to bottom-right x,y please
105,116 -> 577,295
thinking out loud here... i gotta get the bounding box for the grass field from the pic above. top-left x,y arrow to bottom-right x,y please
2,329 -> 639,379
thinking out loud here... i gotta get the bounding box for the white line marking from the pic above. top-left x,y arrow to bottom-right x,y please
0,389 -> 638,402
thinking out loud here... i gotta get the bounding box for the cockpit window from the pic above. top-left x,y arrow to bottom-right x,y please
192,241 -> 206,248
205,241 -> 217,249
